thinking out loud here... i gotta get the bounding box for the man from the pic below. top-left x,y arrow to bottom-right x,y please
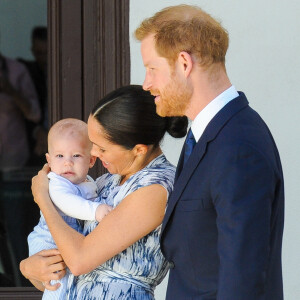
135,4 -> 284,300
0,53 -> 41,171
19,26 -> 48,166
0,51 -> 41,285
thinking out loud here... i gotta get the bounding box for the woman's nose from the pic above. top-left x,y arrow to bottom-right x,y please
90,146 -> 96,157
91,146 -> 101,159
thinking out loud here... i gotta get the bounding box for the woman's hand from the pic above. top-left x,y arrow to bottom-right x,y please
31,163 -> 51,207
20,249 -> 67,291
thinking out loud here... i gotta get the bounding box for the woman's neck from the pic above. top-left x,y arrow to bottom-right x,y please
119,146 -> 162,185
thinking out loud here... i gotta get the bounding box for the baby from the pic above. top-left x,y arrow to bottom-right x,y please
28,118 -> 112,300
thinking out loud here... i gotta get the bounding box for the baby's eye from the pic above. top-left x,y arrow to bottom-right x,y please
73,154 -> 81,158
56,154 -> 63,158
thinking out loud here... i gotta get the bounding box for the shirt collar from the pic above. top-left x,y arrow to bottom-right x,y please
191,85 -> 239,142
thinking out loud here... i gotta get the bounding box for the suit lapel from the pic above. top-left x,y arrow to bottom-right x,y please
161,93 -> 249,234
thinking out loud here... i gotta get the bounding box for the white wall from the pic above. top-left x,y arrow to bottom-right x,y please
130,1 -> 300,299
0,0 -> 47,60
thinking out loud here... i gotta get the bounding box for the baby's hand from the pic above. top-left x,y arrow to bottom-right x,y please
95,204 -> 113,222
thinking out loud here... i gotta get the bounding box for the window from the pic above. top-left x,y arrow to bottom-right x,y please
0,0 -> 129,297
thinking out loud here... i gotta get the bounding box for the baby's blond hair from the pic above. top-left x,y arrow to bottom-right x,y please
48,118 -> 91,152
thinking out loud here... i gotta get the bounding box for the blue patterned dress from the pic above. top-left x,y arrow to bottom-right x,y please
66,154 -> 175,299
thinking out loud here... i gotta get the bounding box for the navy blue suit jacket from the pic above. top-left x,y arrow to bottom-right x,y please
160,93 -> 284,300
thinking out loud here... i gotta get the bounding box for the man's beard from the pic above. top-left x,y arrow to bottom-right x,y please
151,73 -> 193,117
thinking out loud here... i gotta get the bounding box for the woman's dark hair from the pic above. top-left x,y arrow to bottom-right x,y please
91,85 -> 188,149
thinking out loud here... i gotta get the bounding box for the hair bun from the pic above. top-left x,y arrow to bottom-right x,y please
166,116 -> 188,138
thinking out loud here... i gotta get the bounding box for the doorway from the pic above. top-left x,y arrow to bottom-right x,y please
0,0 -> 129,297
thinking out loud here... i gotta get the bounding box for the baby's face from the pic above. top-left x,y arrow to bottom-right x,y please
46,135 -> 94,185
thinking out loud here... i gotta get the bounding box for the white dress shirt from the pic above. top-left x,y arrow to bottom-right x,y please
191,86 -> 239,142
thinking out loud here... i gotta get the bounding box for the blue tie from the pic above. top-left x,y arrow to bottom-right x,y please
183,129 -> 196,165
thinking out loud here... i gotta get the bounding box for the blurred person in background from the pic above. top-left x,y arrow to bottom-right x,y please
0,52 -> 41,171
0,30 -> 41,286
19,26 -> 48,167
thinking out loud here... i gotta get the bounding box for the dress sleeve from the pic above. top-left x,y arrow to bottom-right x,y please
135,165 -> 175,197
48,173 -> 100,221
113,158 -> 176,207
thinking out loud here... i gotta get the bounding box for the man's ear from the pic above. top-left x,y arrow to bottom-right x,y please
45,153 -> 51,167
89,155 -> 97,168
178,51 -> 193,77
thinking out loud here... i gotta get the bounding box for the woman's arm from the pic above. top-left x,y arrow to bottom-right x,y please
20,249 -> 66,291
32,164 -> 168,276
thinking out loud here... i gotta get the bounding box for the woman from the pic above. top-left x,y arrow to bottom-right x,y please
20,85 -> 188,299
